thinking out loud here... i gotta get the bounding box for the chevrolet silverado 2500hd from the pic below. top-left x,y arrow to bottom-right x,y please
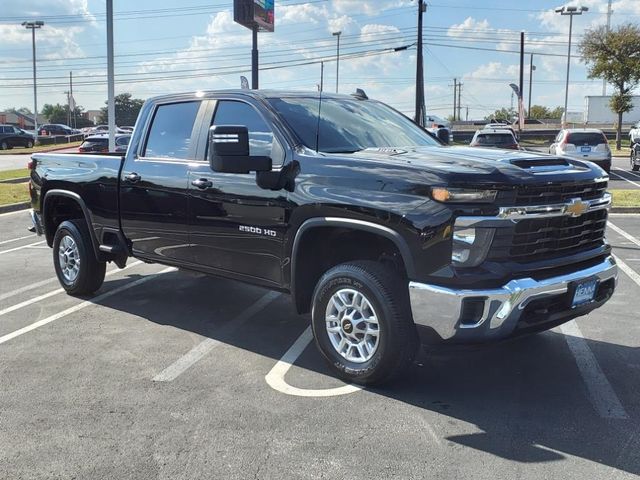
29,90 -> 617,385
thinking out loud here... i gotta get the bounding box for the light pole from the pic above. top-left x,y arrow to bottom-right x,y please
22,20 -> 44,139
332,31 -> 341,93
555,5 -> 588,125
528,54 -> 536,118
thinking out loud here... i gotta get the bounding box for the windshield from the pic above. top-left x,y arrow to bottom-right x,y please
267,97 -> 439,153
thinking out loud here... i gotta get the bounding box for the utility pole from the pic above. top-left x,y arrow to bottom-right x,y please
252,26 -> 259,89
414,0 -> 426,127
518,31 -> 525,134
466,106 -> 469,121
332,31 -> 341,93
452,78 -> 457,121
106,0 -> 115,151
457,82 -> 462,122
22,20 -> 44,139
528,54 -> 535,118
70,71 -> 76,129
603,0 -> 612,95
65,90 -> 71,126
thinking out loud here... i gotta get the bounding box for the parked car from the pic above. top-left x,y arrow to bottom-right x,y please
0,124 -> 35,149
78,134 -> 131,153
629,121 -> 640,145
29,89 -> 617,385
87,124 -> 128,135
38,124 -> 74,136
470,129 -> 520,149
484,123 -> 518,139
549,128 -> 611,173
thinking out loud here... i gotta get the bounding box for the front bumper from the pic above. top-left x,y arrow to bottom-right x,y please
409,255 -> 617,343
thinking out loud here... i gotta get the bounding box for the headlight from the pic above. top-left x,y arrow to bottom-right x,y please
432,187 -> 497,203
451,226 -> 495,267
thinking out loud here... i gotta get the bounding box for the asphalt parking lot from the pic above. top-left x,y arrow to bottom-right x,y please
0,209 -> 639,479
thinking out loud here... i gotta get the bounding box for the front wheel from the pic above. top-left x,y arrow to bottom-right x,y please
311,261 -> 417,385
26,140 -> 34,149
53,220 -> 106,295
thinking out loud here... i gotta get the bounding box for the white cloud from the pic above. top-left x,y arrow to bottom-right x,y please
447,17 -> 491,38
331,0 -> 412,16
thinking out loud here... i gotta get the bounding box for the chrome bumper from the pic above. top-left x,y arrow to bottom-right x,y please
408,256 -> 617,343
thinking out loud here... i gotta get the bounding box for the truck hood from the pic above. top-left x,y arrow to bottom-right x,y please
343,145 -> 606,187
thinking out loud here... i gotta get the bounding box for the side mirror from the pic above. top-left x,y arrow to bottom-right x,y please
208,125 -> 272,174
436,128 -> 450,144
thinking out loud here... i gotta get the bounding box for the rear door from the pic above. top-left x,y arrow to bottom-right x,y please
187,98 -> 288,286
120,100 -> 205,264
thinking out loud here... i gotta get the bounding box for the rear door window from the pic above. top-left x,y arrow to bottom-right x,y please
144,101 -> 200,159
476,133 -> 515,145
567,132 -> 606,145
212,101 -> 274,158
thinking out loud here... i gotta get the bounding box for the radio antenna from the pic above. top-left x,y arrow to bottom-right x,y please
315,61 -> 324,153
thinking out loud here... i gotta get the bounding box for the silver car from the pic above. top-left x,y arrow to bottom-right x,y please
549,128 -> 611,173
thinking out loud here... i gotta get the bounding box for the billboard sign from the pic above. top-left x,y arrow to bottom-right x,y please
234,0 -> 274,32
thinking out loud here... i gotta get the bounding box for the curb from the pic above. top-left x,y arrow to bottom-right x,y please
610,206 -> 640,214
0,177 -> 29,184
0,202 -> 29,214
0,144 -> 80,156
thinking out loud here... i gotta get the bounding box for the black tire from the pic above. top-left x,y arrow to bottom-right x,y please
311,261 -> 418,385
0,141 -> 7,150
632,149 -> 639,172
53,219 -> 106,295
26,140 -> 34,149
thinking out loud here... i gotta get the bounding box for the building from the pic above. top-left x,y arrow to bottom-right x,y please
82,110 -> 102,125
0,111 -> 46,129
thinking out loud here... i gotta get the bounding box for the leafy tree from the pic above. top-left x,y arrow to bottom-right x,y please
99,93 -> 144,126
528,105 -> 550,119
484,107 -> 515,122
580,23 -> 640,149
40,103 -> 93,128
6,107 -> 32,115
548,106 -> 564,120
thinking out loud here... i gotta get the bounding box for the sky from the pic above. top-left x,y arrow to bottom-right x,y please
1,0 -> 639,120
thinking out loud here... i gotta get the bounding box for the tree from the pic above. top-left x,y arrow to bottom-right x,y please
99,93 -> 144,126
548,106 -> 564,120
580,23 -> 640,149
484,107 -> 515,122
6,107 -> 32,115
528,105 -> 551,119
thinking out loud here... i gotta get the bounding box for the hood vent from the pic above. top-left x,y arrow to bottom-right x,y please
510,157 -> 570,169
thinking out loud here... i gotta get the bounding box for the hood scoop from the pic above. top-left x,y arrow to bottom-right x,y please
510,157 -> 570,170
361,147 -> 408,156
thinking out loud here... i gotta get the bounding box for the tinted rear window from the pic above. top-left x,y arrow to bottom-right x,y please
144,102 -> 200,159
475,133 -> 515,145
82,138 -> 108,146
567,132 -> 606,145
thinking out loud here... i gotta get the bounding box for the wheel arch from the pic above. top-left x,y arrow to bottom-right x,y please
290,217 -> 415,314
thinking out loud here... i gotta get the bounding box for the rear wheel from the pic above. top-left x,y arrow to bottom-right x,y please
0,141 -> 7,150
53,220 -> 106,295
631,149 -> 639,172
26,140 -> 34,149
311,261 -> 417,385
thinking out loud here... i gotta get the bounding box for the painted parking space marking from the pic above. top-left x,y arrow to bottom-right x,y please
0,240 -> 45,255
608,221 -> 640,248
0,234 -> 35,246
0,267 -> 174,346
0,260 -> 143,318
0,209 -> 28,218
560,321 -> 629,419
611,169 -> 640,188
153,291 -> 280,382
265,326 -> 362,397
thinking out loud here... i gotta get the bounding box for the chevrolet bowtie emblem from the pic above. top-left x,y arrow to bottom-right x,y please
565,198 -> 589,217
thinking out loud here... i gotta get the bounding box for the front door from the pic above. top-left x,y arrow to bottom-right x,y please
120,100 -> 203,264
187,99 -> 288,287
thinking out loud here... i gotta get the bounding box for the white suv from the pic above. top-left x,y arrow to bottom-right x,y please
549,128 -> 611,173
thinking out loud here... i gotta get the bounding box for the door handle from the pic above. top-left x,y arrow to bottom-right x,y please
191,178 -> 213,189
125,172 -> 141,183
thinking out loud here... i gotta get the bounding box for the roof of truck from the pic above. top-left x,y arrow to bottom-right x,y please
148,89 -> 369,103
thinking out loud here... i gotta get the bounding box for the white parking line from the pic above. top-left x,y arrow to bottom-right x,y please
0,260 -> 143,317
153,291 -> 280,382
0,267 -> 175,346
608,221 -> 640,248
0,234 -> 35,246
613,254 -> 640,289
611,169 -> 640,188
0,209 -> 28,218
0,240 -> 45,255
560,321 -> 629,419
265,326 -> 362,397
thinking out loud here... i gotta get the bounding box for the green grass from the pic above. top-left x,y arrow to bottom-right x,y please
611,189 -> 640,207
0,183 -> 29,206
0,141 -> 81,156
608,138 -> 631,153
0,168 -> 29,181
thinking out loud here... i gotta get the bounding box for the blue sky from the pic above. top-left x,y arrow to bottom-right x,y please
1,0 -> 638,120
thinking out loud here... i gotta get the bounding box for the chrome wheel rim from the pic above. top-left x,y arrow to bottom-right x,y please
58,235 -> 80,283
325,288 -> 380,363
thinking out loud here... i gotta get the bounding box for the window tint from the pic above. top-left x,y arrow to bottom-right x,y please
116,136 -> 130,146
475,133 -> 515,145
144,101 -> 200,159
212,101 -> 274,157
566,132 -> 607,146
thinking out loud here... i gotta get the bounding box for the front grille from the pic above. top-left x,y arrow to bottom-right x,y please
514,181 -> 607,205
489,209 -> 607,262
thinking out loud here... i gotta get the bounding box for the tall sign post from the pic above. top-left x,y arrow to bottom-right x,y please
234,0 -> 275,89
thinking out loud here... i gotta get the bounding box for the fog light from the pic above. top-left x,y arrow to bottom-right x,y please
451,226 -> 495,267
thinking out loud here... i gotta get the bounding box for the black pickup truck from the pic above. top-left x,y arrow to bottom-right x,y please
29,90 -> 617,385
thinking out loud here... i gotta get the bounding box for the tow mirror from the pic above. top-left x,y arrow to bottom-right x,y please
208,125 -> 271,174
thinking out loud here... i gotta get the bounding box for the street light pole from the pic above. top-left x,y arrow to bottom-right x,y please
555,5 -> 588,125
106,0 -> 115,151
22,20 -> 44,139
332,31 -> 341,94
